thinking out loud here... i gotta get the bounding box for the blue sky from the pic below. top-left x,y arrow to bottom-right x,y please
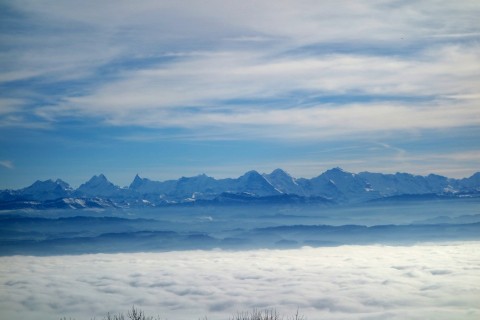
1,0 -> 479,188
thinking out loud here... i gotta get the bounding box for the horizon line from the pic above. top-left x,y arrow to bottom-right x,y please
5,167 -> 479,190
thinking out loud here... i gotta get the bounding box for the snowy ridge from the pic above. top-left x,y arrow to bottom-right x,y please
1,168 -> 479,209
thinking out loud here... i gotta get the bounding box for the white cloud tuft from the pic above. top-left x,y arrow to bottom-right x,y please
0,160 -> 14,169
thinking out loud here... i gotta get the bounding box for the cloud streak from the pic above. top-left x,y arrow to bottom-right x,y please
0,243 -> 479,320
0,160 -> 14,169
91,101 -> 478,142
37,45 -> 478,139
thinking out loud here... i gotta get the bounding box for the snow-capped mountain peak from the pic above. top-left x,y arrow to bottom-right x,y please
1,168 -> 479,209
263,168 -> 304,195
234,170 -> 281,196
18,179 -> 73,201
76,174 -> 121,197
129,174 -> 145,189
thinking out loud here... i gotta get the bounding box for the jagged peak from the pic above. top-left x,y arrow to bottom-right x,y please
54,179 -> 71,189
129,174 -> 145,189
178,174 -> 210,183
133,174 -> 144,182
21,178 -> 72,193
28,178 -> 70,188
6,168 -> 480,199
240,170 -> 263,179
395,172 -> 414,176
322,167 -> 351,176
76,174 -> 120,196
31,179 -> 52,185
22,180 -> 52,191
467,172 -> 480,179
426,173 -> 447,179
245,169 -> 260,174
84,174 -> 112,186
269,168 -> 291,176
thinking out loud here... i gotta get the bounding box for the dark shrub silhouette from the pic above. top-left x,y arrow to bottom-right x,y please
61,306 -> 305,320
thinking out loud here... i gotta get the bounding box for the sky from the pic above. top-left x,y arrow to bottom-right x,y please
1,243 -> 479,320
0,0 -> 479,188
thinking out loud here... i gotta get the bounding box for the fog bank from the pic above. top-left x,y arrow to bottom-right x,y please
1,243 -> 479,319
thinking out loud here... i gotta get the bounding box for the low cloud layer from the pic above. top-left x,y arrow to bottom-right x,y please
1,243 -> 479,320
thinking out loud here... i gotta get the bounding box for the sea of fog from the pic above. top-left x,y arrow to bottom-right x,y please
1,243 -> 479,320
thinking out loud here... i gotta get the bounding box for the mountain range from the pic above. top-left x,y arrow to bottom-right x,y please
1,168 -> 479,210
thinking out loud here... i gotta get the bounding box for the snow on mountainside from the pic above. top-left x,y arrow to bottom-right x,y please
174,174 -> 222,199
459,172 -> 480,192
357,172 -> 455,196
75,174 -> 123,197
21,179 -> 72,201
1,168 -> 479,209
229,170 -> 281,196
129,171 -> 280,200
129,174 -> 177,195
0,179 -> 72,202
298,167 -> 379,202
263,169 -> 305,195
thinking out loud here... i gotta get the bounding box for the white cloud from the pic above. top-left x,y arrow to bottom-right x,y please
58,44 -> 479,109
0,160 -> 14,169
25,42 -> 475,141
85,100 -> 479,141
2,1 -> 480,137
0,243 -> 479,320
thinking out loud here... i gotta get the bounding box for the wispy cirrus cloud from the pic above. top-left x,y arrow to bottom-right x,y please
0,160 -> 14,169
88,100 -> 478,141
60,45 -> 478,103
2,0 -> 480,135
31,43 -> 480,140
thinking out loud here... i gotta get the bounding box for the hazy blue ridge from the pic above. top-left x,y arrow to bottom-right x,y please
1,202 -> 480,256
